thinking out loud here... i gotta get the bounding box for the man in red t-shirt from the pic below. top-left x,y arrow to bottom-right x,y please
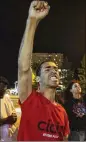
17,1 -> 70,141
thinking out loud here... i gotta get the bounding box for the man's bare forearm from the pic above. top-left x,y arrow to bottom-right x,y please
18,1 -> 50,102
18,17 -> 38,71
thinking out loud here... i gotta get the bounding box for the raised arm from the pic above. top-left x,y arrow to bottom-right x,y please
18,1 -> 50,103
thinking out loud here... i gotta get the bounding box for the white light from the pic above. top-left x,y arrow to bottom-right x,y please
58,69 -> 61,72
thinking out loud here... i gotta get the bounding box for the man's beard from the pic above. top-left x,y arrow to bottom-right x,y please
48,84 -> 58,89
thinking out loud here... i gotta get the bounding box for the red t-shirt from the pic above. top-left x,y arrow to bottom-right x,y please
17,90 -> 70,141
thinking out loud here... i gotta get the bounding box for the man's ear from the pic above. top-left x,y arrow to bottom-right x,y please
36,76 -> 40,83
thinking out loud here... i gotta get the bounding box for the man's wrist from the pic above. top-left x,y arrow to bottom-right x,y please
27,17 -> 39,27
27,17 -> 37,23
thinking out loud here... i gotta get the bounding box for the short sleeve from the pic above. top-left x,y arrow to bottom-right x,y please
18,90 -> 37,108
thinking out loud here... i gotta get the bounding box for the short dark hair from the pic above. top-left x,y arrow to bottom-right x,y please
0,76 -> 9,86
36,60 -> 55,76
0,76 -> 9,98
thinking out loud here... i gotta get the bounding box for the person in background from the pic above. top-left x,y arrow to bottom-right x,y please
64,80 -> 86,141
55,91 -> 65,105
0,76 -> 17,141
17,1 -> 70,141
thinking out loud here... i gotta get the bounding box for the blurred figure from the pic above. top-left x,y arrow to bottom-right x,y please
0,76 -> 17,141
64,80 -> 86,141
55,92 -> 65,105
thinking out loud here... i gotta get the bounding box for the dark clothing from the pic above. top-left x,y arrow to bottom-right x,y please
64,94 -> 86,141
69,131 -> 86,141
64,95 -> 86,131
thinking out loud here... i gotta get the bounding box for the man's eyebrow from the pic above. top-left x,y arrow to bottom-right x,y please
45,66 -> 51,68
45,66 -> 58,69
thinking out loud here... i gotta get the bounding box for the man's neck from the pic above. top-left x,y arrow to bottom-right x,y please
39,86 -> 56,103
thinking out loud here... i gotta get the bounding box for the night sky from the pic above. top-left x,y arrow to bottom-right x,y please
0,0 -> 85,85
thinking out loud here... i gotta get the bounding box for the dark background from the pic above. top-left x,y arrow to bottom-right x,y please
0,0 -> 85,85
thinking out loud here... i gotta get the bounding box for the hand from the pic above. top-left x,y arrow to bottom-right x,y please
29,1 -> 50,21
12,113 -> 17,119
0,114 -> 17,126
7,113 -> 17,125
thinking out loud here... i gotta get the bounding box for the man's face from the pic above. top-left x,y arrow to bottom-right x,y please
70,83 -> 81,94
39,62 -> 60,88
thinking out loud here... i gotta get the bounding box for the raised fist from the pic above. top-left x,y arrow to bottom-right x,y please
29,1 -> 50,21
